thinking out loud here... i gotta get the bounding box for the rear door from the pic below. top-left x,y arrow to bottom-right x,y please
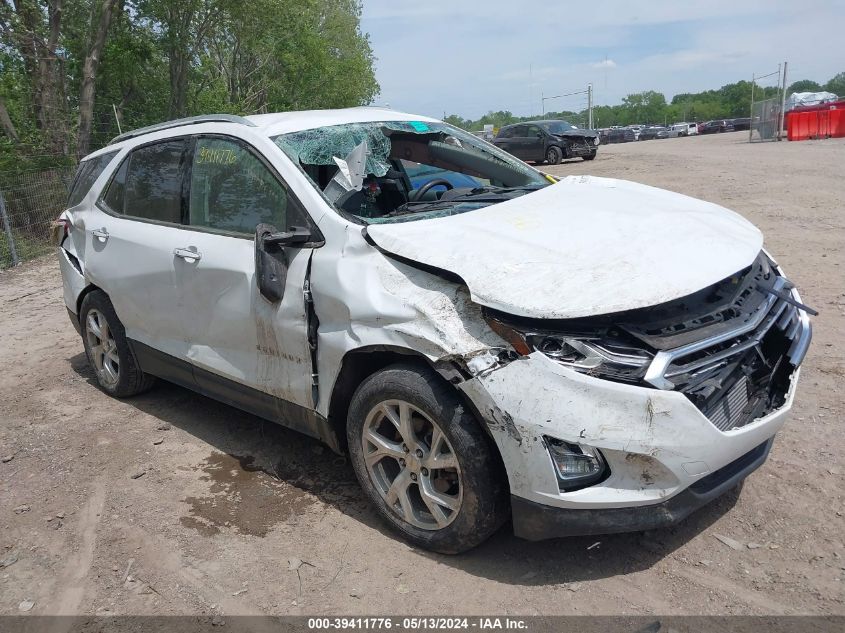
84,138 -> 192,368
174,135 -> 318,418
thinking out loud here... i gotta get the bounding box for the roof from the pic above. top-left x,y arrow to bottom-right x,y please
246,106 -> 441,136
84,107 -> 442,161
502,119 -> 570,127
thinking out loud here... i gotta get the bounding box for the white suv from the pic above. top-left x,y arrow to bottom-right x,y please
57,108 -> 812,553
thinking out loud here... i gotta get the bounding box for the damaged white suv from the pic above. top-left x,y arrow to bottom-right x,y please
57,108 -> 813,554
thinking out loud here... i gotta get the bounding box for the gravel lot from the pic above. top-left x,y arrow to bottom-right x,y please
1,131 -> 843,618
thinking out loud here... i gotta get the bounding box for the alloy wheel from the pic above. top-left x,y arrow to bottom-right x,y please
85,308 -> 120,386
362,399 -> 462,530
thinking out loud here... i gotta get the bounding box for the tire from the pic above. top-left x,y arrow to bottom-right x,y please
80,290 -> 156,398
347,363 -> 508,554
545,145 -> 562,165
583,150 -> 597,161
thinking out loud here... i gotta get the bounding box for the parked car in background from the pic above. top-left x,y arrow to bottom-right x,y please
731,117 -> 751,131
493,120 -> 599,164
699,120 -> 735,134
638,126 -> 670,140
56,108 -> 812,554
627,125 -> 643,141
599,127 -> 635,144
670,122 -> 698,136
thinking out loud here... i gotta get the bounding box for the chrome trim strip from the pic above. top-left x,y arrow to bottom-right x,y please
787,287 -> 813,367
108,114 -> 257,145
644,277 -> 787,389
663,300 -> 789,379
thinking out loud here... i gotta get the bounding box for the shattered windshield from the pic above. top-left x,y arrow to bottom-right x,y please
541,121 -> 576,134
273,121 -> 549,224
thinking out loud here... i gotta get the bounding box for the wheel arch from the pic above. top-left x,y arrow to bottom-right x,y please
76,282 -> 103,317
326,345 -> 505,467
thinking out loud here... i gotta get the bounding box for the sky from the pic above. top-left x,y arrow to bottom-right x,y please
360,0 -> 845,120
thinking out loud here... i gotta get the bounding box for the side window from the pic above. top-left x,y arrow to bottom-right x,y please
102,157 -> 128,214
122,140 -> 186,223
188,137 -> 289,235
497,127 -> 513,139
525,125 -> 542,137
67,150 -> 118,207
512,125 -> 528,137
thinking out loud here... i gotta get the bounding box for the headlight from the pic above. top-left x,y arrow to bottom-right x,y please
545,437 -> 607,490
593,136 -> 600,146
487,317 -> 652,383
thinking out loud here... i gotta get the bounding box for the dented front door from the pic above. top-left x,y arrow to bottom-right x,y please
174,134 -> 316,412
174,230 -> 315,411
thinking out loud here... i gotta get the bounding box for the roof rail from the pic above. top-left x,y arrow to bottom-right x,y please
108,114 -> 257,145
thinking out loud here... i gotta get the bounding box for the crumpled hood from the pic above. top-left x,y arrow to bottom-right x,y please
555,130 -> 599,140
366,176 -> 763,319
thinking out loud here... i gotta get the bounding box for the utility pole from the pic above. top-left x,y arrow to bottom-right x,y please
588,83 -> 593,129
749,73 -> 755,142
779,61 -> 789,140
0,190 -> 19,268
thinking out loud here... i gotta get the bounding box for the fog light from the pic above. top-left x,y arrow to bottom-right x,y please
544,437 -> 607,491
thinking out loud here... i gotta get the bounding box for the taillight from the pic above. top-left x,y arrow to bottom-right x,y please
50,217 -> 71,246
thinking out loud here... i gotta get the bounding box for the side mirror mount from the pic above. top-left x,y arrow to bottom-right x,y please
255,223 -> 297,303
263,225 -> 311,247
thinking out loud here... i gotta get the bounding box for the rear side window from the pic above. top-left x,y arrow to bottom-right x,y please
188,137 -> 289,235
67,151 -> 118,207
102,157 -> 128,214
102,140 -> 187,222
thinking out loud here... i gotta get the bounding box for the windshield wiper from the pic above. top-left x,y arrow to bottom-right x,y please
387,184 -> 544,217
387,201 -> 465,217
387,184 -> 546,217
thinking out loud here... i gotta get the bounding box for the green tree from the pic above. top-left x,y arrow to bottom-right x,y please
788,79 -> 823,93
0,0 -> 379,167
824,72 -> 845,97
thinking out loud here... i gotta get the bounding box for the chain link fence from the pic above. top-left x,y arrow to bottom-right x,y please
750,97 -> 782,142
0,165 -> 76,269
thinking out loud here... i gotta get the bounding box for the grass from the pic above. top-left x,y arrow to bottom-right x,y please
0,229 -> 51,270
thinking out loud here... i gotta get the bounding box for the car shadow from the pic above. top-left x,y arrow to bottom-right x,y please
69,352 -> 741,586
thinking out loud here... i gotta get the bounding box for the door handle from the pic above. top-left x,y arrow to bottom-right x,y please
92,228 -> 109,243
173,247 -> 202,262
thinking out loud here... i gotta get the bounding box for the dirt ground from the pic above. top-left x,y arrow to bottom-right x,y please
1,131 -> 843,618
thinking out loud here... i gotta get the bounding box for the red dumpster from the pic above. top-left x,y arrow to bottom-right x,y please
787,100 -> 845,140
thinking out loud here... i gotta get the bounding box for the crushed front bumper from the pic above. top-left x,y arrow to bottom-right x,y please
458,345 -> 803,539
566,141 -> 598,156
511,438 -> 772,540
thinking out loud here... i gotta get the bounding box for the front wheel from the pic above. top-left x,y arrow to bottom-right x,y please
347,363 -> 508,554
545,145 -> 563,165
583,150 -> 597,161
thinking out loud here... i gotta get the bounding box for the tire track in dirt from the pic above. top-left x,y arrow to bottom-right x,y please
44,479 -> 106,624
119,523 -> 282,632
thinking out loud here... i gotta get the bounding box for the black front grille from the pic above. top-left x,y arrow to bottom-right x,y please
668,296 -> 800,432
708,375 -> 750,431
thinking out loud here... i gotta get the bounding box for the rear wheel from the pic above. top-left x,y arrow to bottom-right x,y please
80,290 -> 155,397
347,363 -> 508,554
545,145 -> 562,165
